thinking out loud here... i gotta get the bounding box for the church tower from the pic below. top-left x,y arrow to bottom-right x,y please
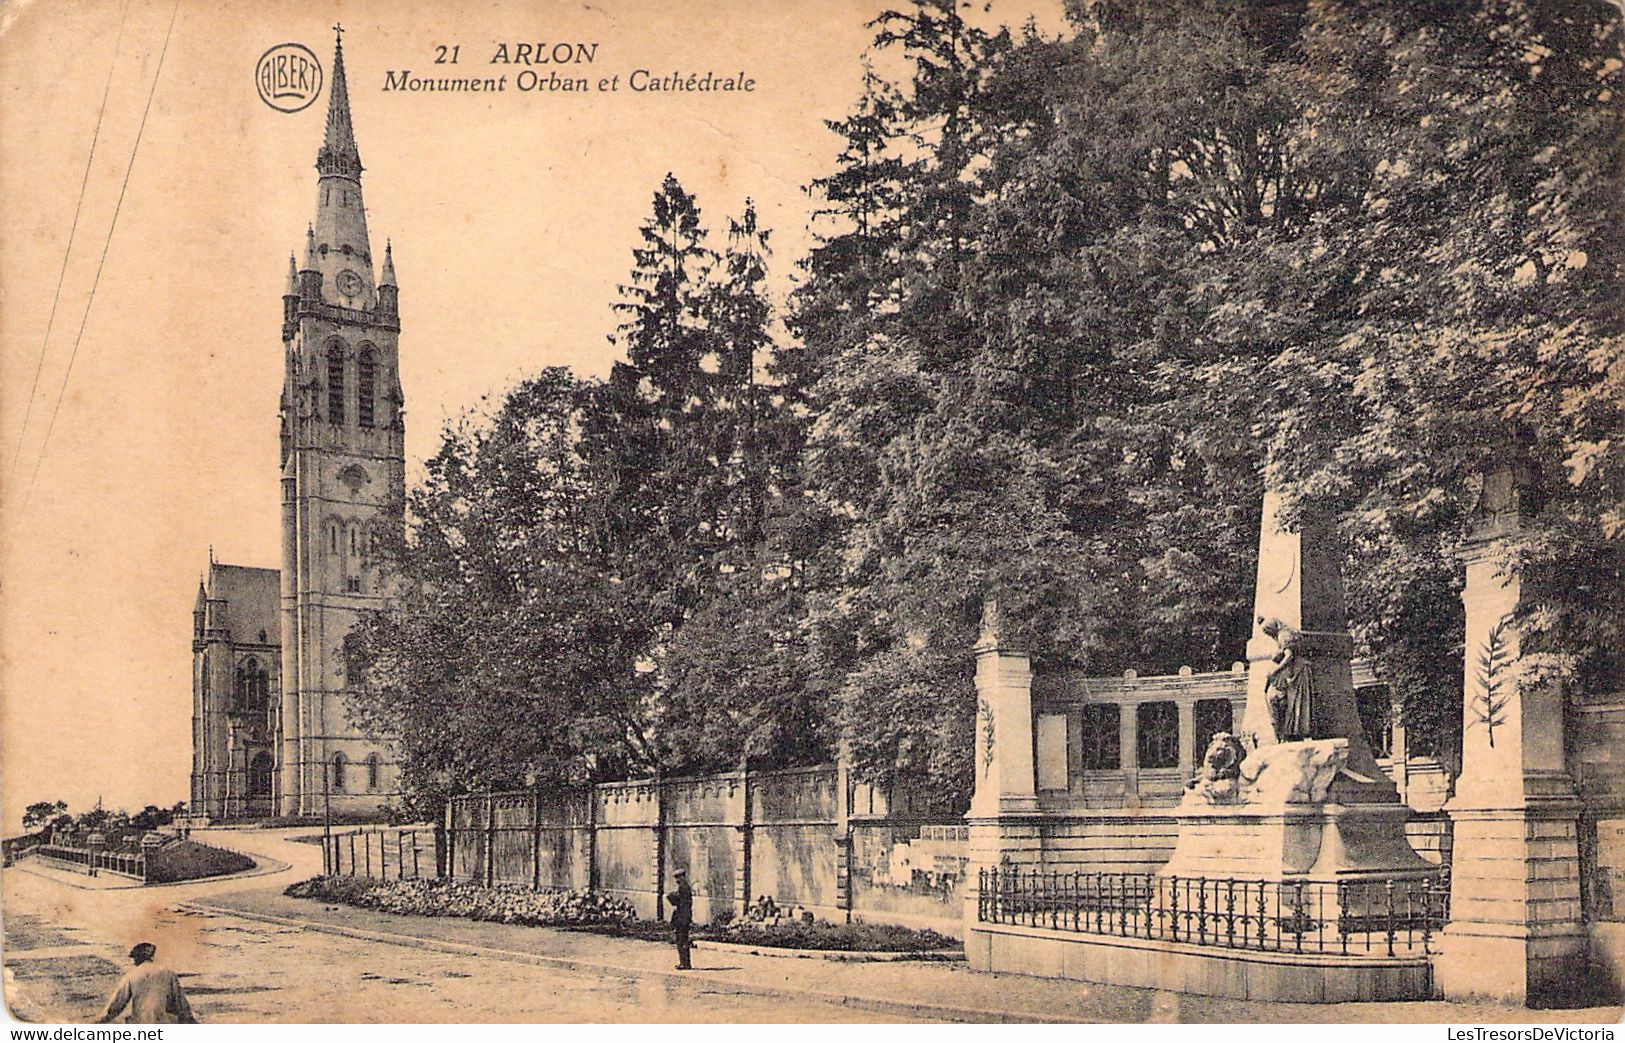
278,31 -> 404,816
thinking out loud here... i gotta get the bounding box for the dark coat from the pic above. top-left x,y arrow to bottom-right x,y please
667,877 -> 693,926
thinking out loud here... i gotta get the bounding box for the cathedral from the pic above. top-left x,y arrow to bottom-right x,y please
191,34 -> 404,821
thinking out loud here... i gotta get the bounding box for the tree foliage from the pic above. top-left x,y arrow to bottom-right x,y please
795,0 -> 1623,801
351,0 -> 1622,816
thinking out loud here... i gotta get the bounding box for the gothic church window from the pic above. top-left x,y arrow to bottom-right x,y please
1136,701 -> 1179,770
366,753 -> 380,791
358,349 -> 376,428
327,345 -> 345,424
234,657 -> 269,712
332,753 -> 348,792
346,523 -> 362,593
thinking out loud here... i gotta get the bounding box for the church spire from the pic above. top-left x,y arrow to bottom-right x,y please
317,27 -> 362,180
309,26 -> 376,308
379,240 -> 396,287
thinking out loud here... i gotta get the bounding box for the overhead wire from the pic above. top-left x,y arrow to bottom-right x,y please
8,0 -> 133,483
20,0 -> 182,513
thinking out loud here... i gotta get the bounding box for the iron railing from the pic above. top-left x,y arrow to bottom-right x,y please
976,866 -> 1449,957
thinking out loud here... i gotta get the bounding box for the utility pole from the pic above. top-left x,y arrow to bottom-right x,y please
322,760 -> 333,874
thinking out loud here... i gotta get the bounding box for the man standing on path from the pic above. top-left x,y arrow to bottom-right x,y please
667,867 -> 694,970
98,942 -> 197,1024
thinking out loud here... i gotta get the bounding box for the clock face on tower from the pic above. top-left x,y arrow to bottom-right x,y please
336,269 -> 364,298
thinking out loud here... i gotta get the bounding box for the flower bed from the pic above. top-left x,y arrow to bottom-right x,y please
284,876 -> 638,927
714,919 -> 957,953
285,876 -> 958,953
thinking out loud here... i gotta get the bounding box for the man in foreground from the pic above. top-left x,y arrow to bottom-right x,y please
98,942 -> 197,1023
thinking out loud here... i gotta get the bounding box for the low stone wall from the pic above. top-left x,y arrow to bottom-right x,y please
965,920 -> 1433,1001
971,811 -> 1182,875
446,768 -> 964,931
848,822 -> 966,936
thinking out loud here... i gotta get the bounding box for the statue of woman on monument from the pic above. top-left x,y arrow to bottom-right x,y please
1259,616 -> 1314,742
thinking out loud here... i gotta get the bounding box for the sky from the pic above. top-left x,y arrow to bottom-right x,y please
0,0 -> 1068,828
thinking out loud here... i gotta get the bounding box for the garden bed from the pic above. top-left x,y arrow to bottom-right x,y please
284,876 -> 638,928
284,876 -> 961,955
144,840 -> 255,883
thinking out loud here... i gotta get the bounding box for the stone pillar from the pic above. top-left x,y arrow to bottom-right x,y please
965,600 -> 1040,960
1120,698 -> 1139,806
735,762 -> 753,916
1436,466 -> 1585,1006
1177,700 -> 1197,780
834,753 -> 853,922
1389,695 -> 1409,801
969,606 -> 1037,818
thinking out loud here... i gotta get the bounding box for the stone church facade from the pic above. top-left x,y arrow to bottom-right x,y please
191,35 -> 403,822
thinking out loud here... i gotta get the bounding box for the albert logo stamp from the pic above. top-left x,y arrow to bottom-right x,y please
257,43 -> 323,113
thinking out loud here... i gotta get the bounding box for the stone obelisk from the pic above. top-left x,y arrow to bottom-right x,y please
1240,489 -> 1395,802
1159,488 -> 1433,881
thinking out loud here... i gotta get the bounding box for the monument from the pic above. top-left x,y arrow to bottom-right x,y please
1159,488 -> 1436,881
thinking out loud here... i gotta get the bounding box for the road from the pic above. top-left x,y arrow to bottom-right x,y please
2,828 -> 921,1023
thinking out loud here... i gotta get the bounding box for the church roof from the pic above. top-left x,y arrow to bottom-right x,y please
205,563 -> 281,647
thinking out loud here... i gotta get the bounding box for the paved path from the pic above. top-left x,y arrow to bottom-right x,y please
3,829 -> 915,1023
5,827 -> 1622,1024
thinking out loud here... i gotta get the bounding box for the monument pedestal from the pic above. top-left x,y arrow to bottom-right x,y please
1160,802 -> 1434,881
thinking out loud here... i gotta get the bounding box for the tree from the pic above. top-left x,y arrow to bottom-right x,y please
796,1 -> 1309,803
650,197 -> 835,774
1255,0 -> 1625,754
76,807 -> 114,832
23,800 -> 67,832
601,174 -> 722,631
130,805 -> 174,831
347,369 -> 660,814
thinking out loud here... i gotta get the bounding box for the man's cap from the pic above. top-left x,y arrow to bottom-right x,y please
129,942 -> 156,959
674,868 -> 688,877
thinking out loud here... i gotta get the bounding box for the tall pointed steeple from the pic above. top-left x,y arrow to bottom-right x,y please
317,29 -> 362,180
310,27 -> 376,309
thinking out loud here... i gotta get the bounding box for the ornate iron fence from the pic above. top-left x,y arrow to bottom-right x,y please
976,866 -> 1449,957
